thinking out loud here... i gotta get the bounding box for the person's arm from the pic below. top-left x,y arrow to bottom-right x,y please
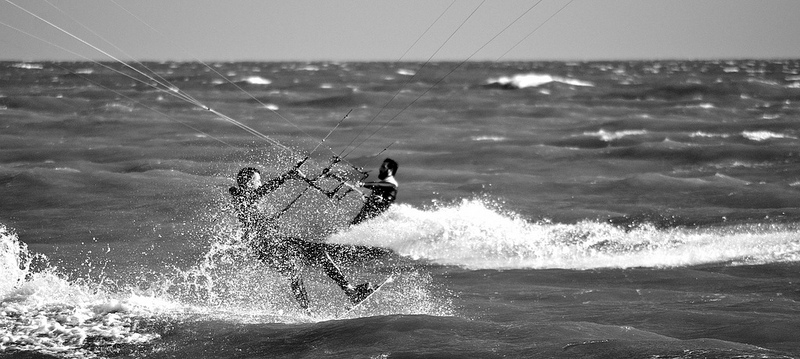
362,181 -> 395,190
254,171 -> 298,197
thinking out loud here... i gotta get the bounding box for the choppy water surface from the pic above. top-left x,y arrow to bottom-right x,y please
2,60 -> 800,358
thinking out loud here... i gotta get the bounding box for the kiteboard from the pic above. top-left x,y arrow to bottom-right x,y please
344,274 -> 395,314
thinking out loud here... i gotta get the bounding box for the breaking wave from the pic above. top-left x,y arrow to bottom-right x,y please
331,200 -> 800,270
486,73 -> 593,89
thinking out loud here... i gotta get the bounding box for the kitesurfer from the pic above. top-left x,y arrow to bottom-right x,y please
351,158 -> 399,225
229,166 -> 375,310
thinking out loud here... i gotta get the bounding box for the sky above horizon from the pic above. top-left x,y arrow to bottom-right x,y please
1,0 -> 799,62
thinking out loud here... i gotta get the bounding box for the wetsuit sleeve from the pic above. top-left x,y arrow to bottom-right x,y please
362,181 -> 394,190
253,173 -> 292,197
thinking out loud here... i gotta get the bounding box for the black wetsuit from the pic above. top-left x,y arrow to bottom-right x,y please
351,179 -> 398,225
229,174 -> 351,309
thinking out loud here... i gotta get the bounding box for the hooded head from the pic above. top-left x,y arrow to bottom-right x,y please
236,167 -> 261,188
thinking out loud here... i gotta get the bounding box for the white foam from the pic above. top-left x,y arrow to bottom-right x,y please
471,136 -> 506,142
742,130 -> 796,142
690,131 -> 729,139
11,63 -> 44,70
584,129 -> 647,141
244,76 -> 271,85
329,200 -> 800,270
488,73 -> 593,89
0,225 -> 29,294
1,224 -> 169,356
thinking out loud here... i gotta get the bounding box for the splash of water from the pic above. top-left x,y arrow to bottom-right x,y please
0,225 -> 31,294
329,199 -> 800,270
0,224 -> 171,357
167,225 -> 454,321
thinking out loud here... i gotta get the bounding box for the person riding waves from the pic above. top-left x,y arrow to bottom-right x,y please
229,166 -> 375,310
351,158 -> 398,225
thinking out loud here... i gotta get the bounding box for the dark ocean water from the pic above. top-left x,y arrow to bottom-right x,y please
2,60 -> 800,358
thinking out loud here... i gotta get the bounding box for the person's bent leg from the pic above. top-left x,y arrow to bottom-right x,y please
321,251 -> 351,291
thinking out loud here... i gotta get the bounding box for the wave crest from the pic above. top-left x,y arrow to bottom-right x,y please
330,200 -> 800,270
486,73 -> 593,89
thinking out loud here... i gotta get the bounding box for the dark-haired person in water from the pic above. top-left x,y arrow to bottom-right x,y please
351,158 -> 398,225
229,166 -> 375,310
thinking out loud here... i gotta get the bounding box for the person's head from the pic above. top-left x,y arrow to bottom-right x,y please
236,167 -> 262,189
379,158 -> 398,179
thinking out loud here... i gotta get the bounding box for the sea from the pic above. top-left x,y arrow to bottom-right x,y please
1,60 -> 800,358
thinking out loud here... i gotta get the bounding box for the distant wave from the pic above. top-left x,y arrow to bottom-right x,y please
471,135 -> 506,142
243,76 -> 271,85
330,200 -> 800,270
11,63 -> 44,70
583,129 -> 647,142
690,131 -> 730,139
485,73 -> 593,89
742,130 -> 797,142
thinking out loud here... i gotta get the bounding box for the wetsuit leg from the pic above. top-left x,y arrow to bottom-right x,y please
289,271 -> 309,309
321,251 -> 351,291
296,240 -> 352,291
253,235 -> 311,310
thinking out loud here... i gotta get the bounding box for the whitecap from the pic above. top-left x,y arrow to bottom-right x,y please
327,201 -> 800,270
0,228 -> 178,357
244,76 -> 271,85
11,63 -> 43,70
397,69 -> 415,76
690,131 -> 729,138
487,73 -> 593,89
742,130 -> 796,142
584,129 -> 647,142
471,136 -> 506,142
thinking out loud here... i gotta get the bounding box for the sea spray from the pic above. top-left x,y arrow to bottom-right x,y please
1,225 -> 32,294
329,200 -> 800,270
1,224 -> 168,357
167,223 -> 455,321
